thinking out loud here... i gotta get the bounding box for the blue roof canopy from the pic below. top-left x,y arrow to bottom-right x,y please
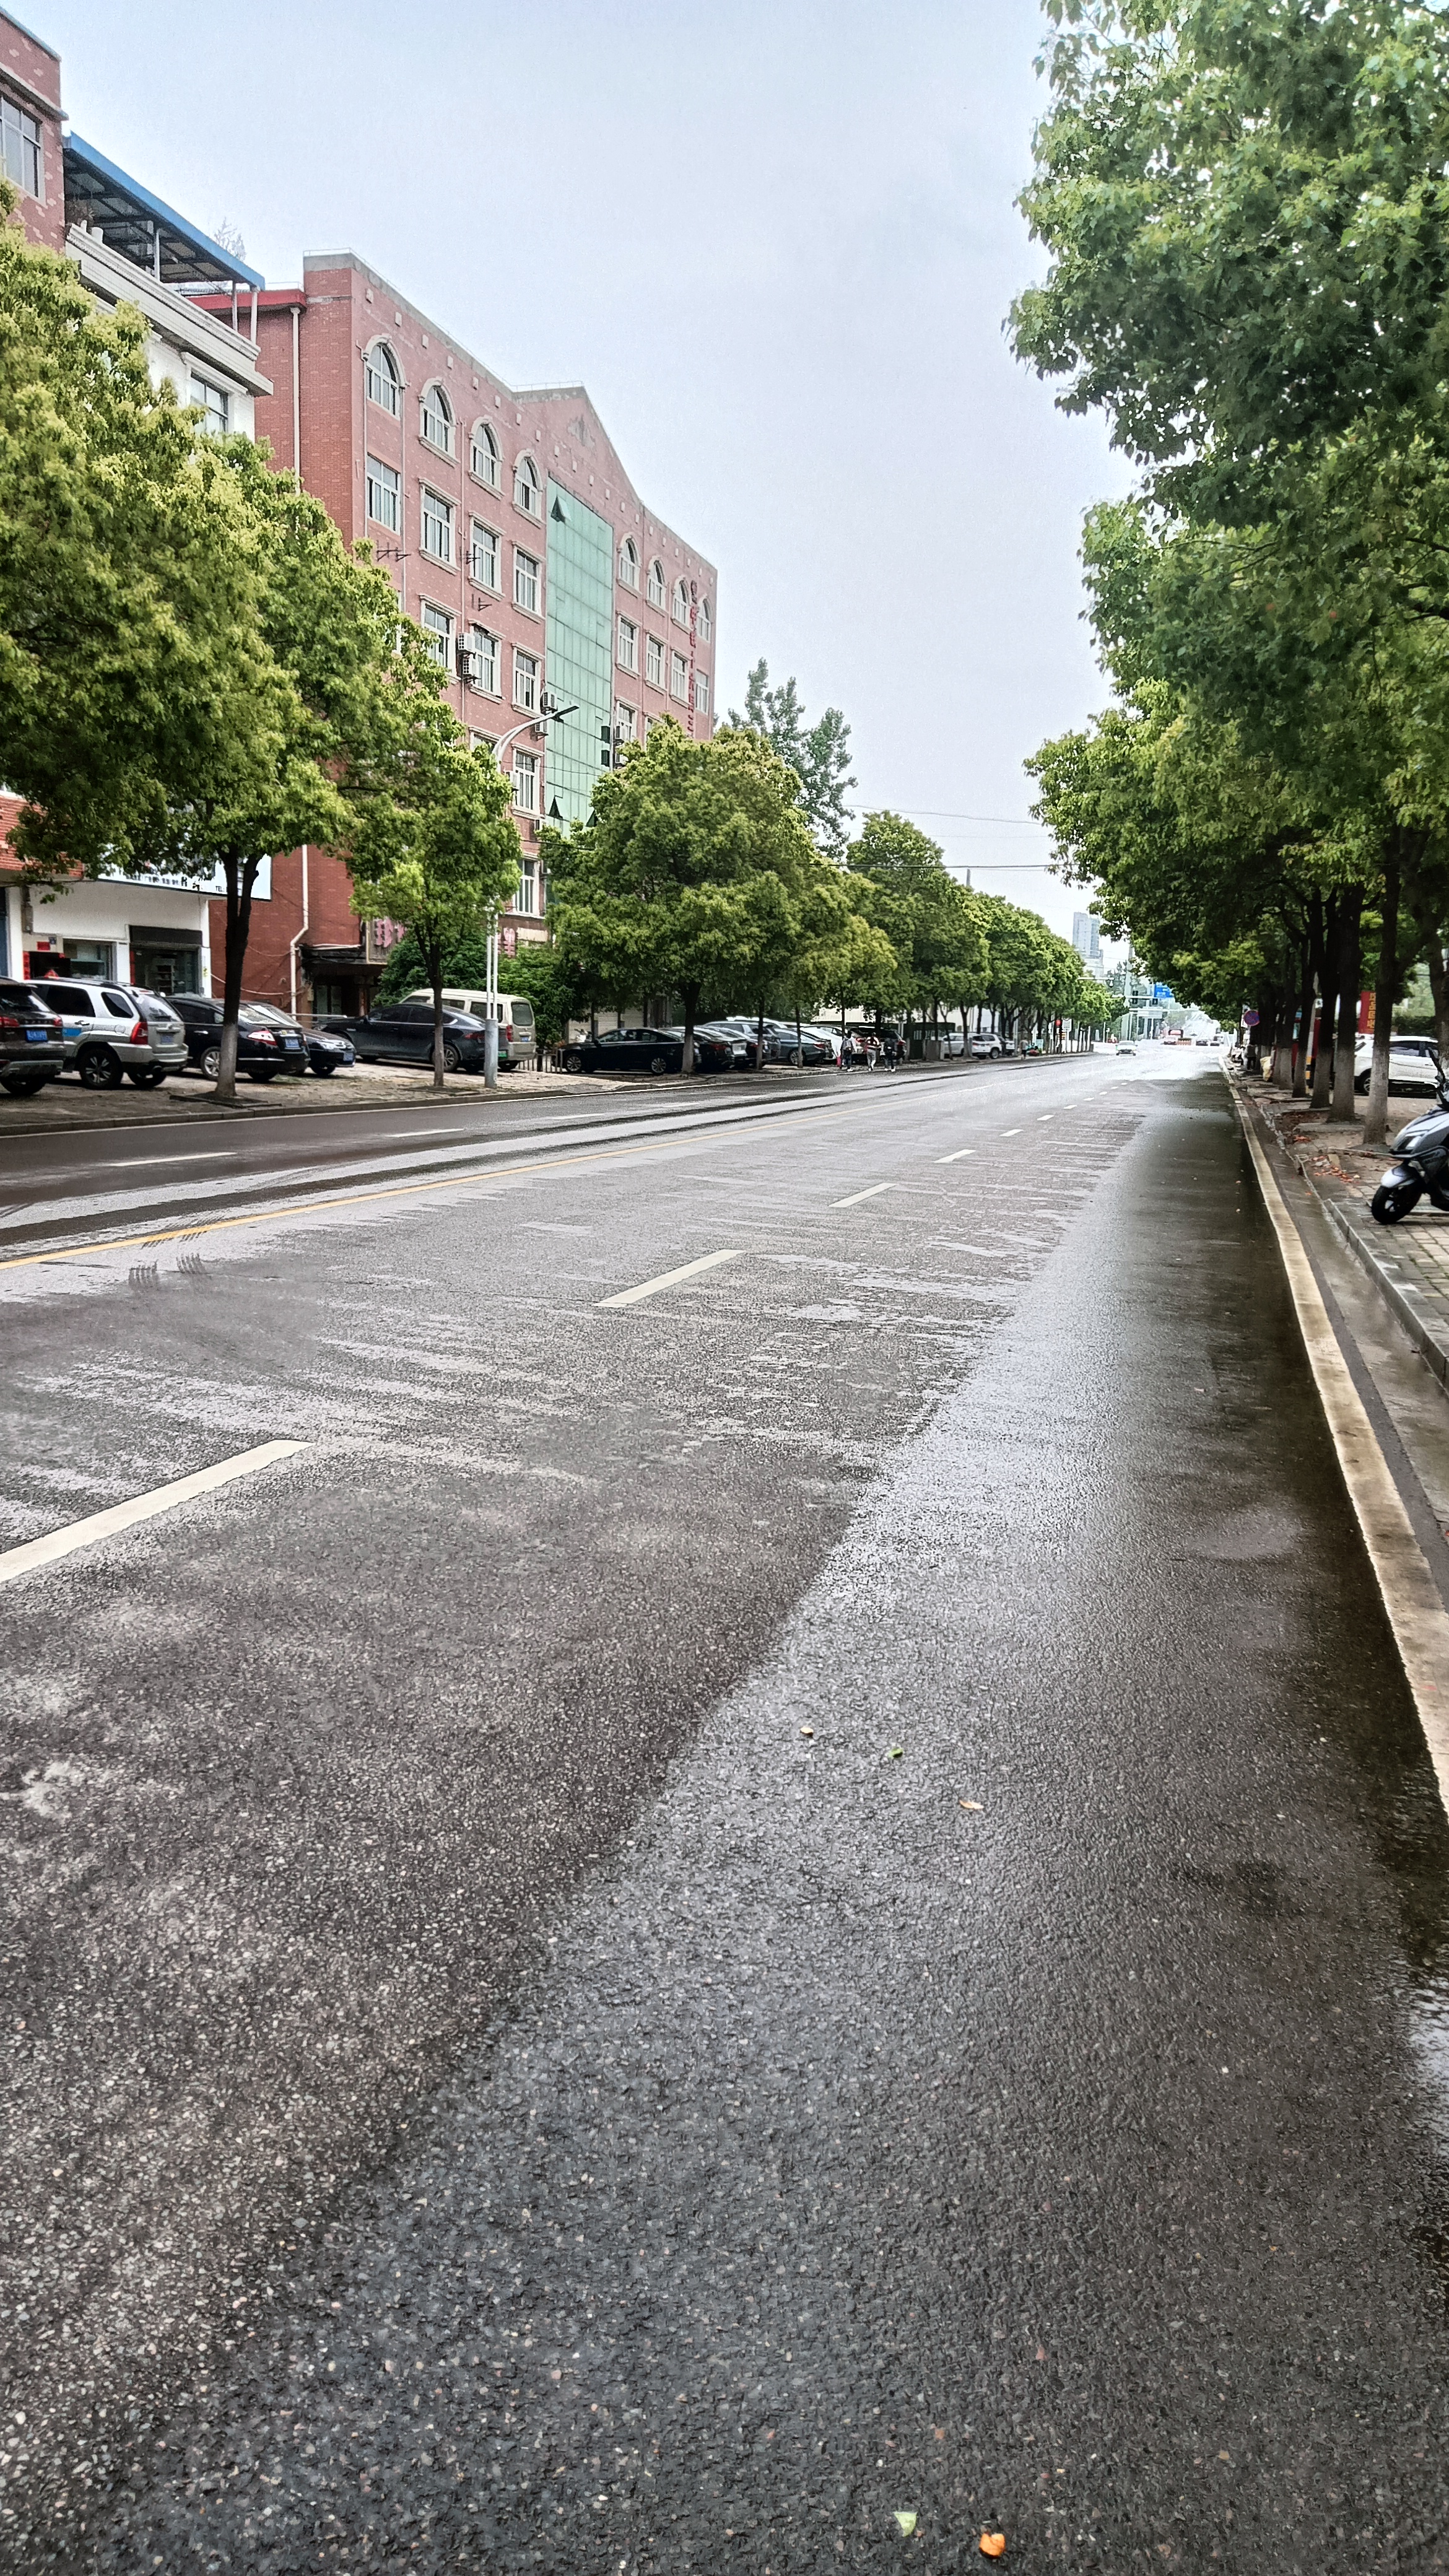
63,134 -> 264,291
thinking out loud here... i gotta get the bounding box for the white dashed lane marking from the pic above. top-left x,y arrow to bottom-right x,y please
0,1442 -> 306,1586
597,1249 -> 743,1310
833,1183 -> 895,1208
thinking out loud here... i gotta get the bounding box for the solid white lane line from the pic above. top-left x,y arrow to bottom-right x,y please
108,1152 -> 238,1168
938,1149 -> 976,1164
833,1183 -> 895,1207
1002,1127 -> 1022,1137
0,1441 -> 306,1587
1242,1116 -> 1449,1804
597,1248 -> 743,1309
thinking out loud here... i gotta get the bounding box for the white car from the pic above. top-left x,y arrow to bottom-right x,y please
1354,1034 -> 1440,1096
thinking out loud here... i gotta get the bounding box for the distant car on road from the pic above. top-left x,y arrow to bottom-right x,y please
558,1026 -> 729,1076
32,977 -> 187,1088
1354,1035 -> 1441,1096
0,980 -> 64,1095
1116,1040 -> 1136,1055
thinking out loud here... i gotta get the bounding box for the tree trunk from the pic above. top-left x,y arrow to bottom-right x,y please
1311,897 -> 1338,1108
1292,942 -> 1313,1097
1330,888 -> 1362,1123
215,856 -> 258,1104
681,983 -> 697,1076
794,1006 -> 803,1069
432,968 -> 446,1093
757,1000 -> 767,1071
1364,851 -> 1401,1148
1270,994 -> 1293,1087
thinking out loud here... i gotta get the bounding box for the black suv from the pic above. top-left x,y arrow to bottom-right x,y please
0,981 -> 64,1095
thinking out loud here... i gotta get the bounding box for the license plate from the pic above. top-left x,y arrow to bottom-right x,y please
25,1028 -> 47,1042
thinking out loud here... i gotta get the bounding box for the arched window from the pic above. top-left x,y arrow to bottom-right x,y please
618,535 -> 639,589
698,596 -> 711,641
420,382 -> 453,454
364,341 -> 400,416
646,557 -> 666,608
672,577 -> 690,626
471,420 -> 498,487
514,454 -> 540,513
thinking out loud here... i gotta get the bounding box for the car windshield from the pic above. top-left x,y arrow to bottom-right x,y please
243,1004 -> 297,1029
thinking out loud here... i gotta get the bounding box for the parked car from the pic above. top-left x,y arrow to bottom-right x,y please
702,1016 -> 770,1068
558,1025 -> 723,1076
969,1033 -> 1004,1058
0,980 -> 64,1095
1354,1034 -> 1442,1096
172,993 -> 310,1082
403,988 -> 536,1069
321,1000 -> 492,1073
243,1002 -> 355,1076
29,975 -> 188,1088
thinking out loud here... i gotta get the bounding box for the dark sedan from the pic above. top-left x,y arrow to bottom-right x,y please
172,994 -> 310,1082
0,981 -> 64,1096
321,1001 -> 490,1073
245,1003 -> 355,1076
557,1025 -> 733,1076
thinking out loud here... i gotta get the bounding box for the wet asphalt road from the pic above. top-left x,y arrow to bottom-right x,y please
4,1055 -> 1449,2572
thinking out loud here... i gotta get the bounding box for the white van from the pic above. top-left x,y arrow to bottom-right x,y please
406,989 -> 536,1069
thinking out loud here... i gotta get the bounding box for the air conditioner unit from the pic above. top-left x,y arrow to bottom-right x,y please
456,645 -> 480,684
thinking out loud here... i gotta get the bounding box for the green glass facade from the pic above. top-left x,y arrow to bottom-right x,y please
544,481 -> 614,827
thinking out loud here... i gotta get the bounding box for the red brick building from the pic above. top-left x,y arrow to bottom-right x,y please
0,9 -> 63,251
201,252 -> 719,1013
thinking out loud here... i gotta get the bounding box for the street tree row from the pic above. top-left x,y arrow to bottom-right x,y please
1014,0 -> 1449,1139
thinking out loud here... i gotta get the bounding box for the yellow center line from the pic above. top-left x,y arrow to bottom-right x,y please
0,1103 -> 876,1277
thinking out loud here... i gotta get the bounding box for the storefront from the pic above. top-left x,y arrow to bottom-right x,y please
1,859 -> 269,991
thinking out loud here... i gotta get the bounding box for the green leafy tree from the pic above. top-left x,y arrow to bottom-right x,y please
847,812 -> 990,1036
727,660 -> 857,859
349,714 -> 520,1090
544,718 -> 840,1069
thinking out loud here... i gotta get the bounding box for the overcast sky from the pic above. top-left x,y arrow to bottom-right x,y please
41,0 -> 1131,938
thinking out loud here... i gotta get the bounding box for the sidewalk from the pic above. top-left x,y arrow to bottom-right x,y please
0,1062 -> 627,1136
1241,1076 -> 1449,1391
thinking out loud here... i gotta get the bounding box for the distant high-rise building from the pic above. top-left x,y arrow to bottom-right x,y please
1073,911 -> 1103,975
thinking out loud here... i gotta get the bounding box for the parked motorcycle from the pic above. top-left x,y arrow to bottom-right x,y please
1370,1081 -> 1449,1223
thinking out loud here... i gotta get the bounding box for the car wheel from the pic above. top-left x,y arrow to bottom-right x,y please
201,1044 -> 221,1081
649,1054 -> 669,1075
311,1058 -> 336,1076
563,1050 -> 585,1073
443,1043 -> 462,1073
1,1069 -> 48,1096
248,1069 -> 276,1084
77,1044 -> 123,1089
1355,1071 -> 1370,1093
127,1066 -> 167,1087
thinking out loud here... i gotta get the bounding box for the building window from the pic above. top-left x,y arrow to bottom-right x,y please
670,650 -> 689,702
514,547 -> 539,612
515,860 -> 539,915
618,536 -> 639,590
513,751 -> 539,815
514,454 -> 540,514
469,519 -> 499,588
420,487 -> 454,562
646,558 -> 666,608
471,420 -> 499,487
614,700 -> 637,742
1,97 -> 41,198
672,578 -> 690,626
367,454 -> 401,532
189,376 -> 230,437
645,633 -> 664,689
698,596 -> 712,641
616,616 -> 638,672
420,381 -> 453,453
513,648 -> 537,712
467,626 -> 500,694
694,669 -> 710,714
420,601 -> 453,668
365,341 -> 400,415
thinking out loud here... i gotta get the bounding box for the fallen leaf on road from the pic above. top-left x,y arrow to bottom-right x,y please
980,2535 -> 1006,2559
800,1725 -> 814,1738
959,1799 -> 983,1812
888,1746 -> 905,1760
894,2511 -> 918,2536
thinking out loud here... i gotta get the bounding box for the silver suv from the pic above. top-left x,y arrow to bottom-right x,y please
33,978 -> 189,1089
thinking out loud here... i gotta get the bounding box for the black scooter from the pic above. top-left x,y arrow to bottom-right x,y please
1371,1080 -> 1449,1223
